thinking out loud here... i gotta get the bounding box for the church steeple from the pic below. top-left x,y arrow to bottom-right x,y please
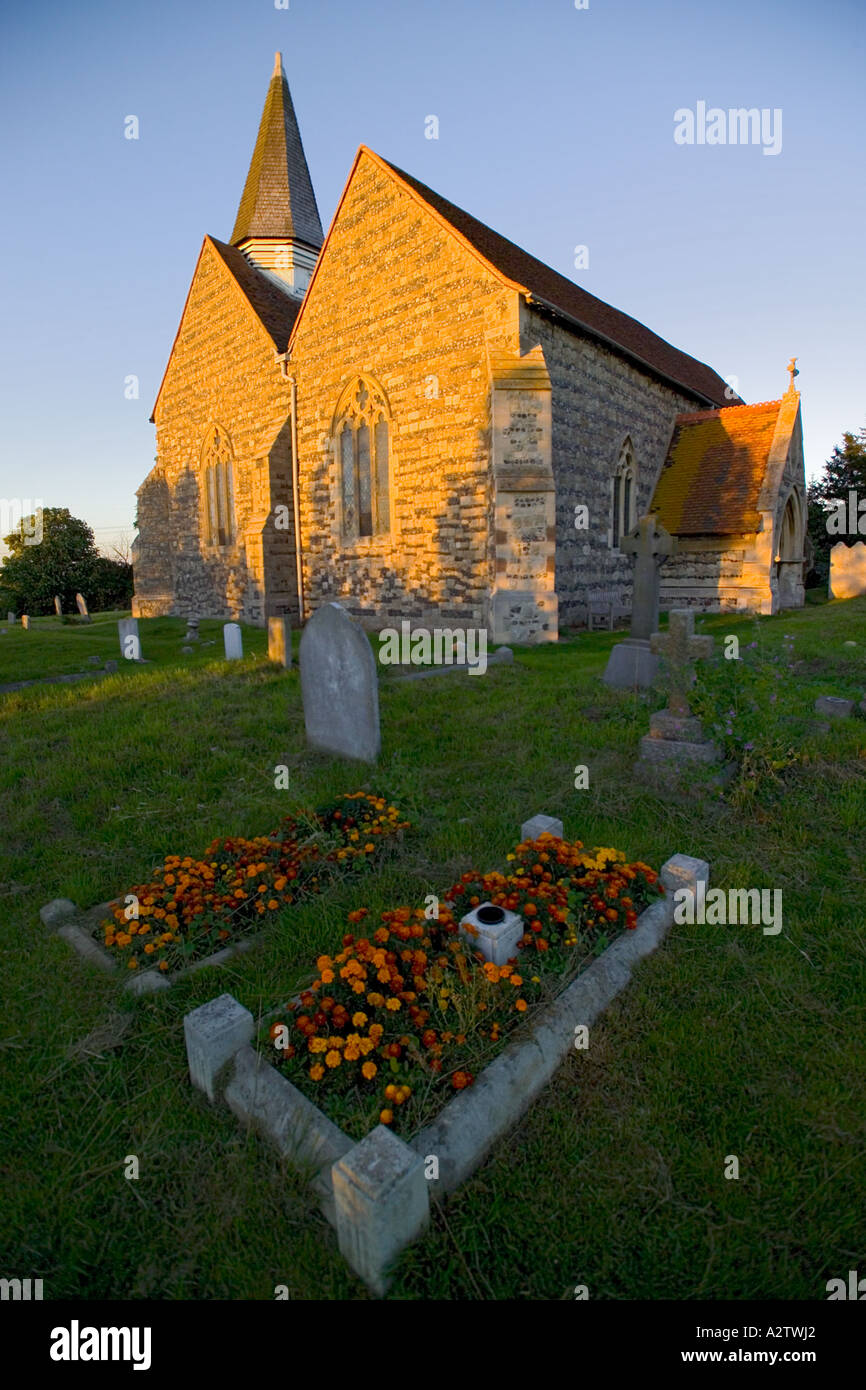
231,53 -> 323,299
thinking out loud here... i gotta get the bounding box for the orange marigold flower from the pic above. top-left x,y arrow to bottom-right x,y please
379,1109 -> 394,1125
127,958 -> 138,970
309,1064 -> 325,1081
320,969 -> 334,984
515,998 -> 528,1011
158,960 -> 168,971
325,1050 -> 341,1068
385,998 -> 401,1012
352,1012 -> 368,1028
361,1061 -> 377,1080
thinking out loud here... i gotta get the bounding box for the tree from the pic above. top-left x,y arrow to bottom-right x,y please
0,507 -> 132,614
806,426 -> 866,587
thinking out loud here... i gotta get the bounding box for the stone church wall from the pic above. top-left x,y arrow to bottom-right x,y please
141,240 -> 296,624
291,152 -> 520,631
520,303 -> 706,626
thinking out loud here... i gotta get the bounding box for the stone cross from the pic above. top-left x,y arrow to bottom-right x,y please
650,609 -> 713,715
54,596 -> 62,616
299,602 -> 380,763
620,516 -> 677,640
75,593 -> 91,622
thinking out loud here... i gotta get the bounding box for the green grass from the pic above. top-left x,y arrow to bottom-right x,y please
1,600 -> 865,1299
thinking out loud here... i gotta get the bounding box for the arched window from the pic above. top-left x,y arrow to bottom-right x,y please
201,424 -> 235,547
333,376 -> 391,541
611,439 -> 637,550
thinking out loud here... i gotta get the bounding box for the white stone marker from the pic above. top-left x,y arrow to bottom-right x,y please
459,902 -> 524,966
521,813 -> 563,842
75,592 -> 90,621
331,1124 -> 429,1297
118,617 -> 141,660
184,993 -> 254,1103
21,614 -> 30,630
268,615 -> 292,668
223,622 -> 243,660
299,603 -> 380,763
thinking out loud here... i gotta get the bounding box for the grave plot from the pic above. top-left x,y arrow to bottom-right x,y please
183,818 -> 709,1294
40,793 -> 410,996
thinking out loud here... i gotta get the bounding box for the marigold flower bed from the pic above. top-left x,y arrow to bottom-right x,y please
261,834 -> 663,1140
100,793 -> 410,974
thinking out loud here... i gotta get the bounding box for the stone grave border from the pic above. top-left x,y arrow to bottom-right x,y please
39,897 -> 266,997
182,826 -> 709,1295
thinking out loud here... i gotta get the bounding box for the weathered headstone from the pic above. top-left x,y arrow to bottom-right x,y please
603,516 -> 677,688
224,623 -> 243,660
183,617 -> 200,643
7,611 -> 15,623
21,614 -> 30,630
829,541 -> 866,600
54,596 -> 62,616
299,603 -> 380,762
637,610 -> 718,774
268,615 -> 292,668
75,593 -> 91,623
118,617 -> 141,661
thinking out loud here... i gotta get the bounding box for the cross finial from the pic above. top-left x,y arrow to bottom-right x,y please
786,357 -> 799,392
273,52 -> 283,77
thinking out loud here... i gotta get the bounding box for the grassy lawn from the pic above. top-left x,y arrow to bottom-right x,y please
1,599 -> 864,1300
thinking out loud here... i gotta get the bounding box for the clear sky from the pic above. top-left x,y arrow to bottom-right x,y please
1,0 -> 863,557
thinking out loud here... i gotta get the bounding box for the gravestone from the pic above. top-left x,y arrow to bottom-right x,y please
637,610 -> 718,774
54,596 -> 62,616
118,617 -> 141,661
75,593 -> 91,622
268,616 -> 292,668
603,516 -> 677,688
299,602 -> 380,762
7,611 -> 15,623
21,614 -> 30,630
223,623 -> 243,660
184,617 -> 200,643
829,541 -> 866,600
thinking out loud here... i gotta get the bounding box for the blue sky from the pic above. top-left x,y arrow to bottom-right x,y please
1,0 -> 863,556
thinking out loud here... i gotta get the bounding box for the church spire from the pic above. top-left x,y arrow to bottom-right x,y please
231,53 -> 323,298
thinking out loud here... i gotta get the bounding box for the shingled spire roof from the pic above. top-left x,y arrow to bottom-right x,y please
231,53 -> 323,249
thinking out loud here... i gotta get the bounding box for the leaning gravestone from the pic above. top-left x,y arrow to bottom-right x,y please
54,596 -> 62,616
224,623 -> 243,660
118,617 -> 141,661
21,615 -> 30,630
637,610 -> 719,778
75,593 -> 91,623
299,603 -> 380,763
267,616 -> 292,668
603,516 -> 677,688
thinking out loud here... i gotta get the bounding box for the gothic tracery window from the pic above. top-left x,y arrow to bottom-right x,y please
201,424 -> 235,547
611,440 -> 637,550
334,376 -> 391,541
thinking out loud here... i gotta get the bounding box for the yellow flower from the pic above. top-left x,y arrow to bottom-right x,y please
385,998 -> 401,1012
320,969 -> 334,984
325,1050 -> 341,1068
362,1061 -> 377,1080
309,1064 -> 325,1081
309,1037 -> 328,1054
352,1012 -> 368,1028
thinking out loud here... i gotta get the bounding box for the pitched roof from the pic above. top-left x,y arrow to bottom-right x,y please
209,236 -> 302,347
382,158 -> 734,408
650,399 -> 784,535
231,53 -> 323,249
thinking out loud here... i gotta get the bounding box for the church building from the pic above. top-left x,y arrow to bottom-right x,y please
132,54 -> 807,639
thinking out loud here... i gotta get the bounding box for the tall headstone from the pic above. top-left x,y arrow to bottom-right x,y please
75,593 -> 91,623
637,610 -> 720,776
299,603 -> 380,762
54,596 -> 62,616
829,541 -> 866,600
268,615 -> 292,668
118,617 -> 141,661
603,516 -> 677,688
223,622 -> 243,660
487,346 -> 558,645
21,614 -> 30,630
